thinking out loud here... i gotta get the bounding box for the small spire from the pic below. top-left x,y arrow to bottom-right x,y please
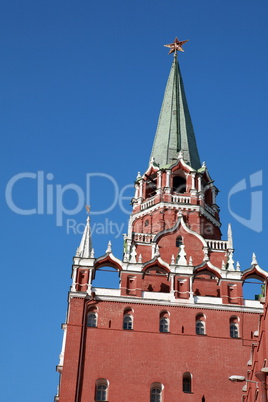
136,172 -> 141,180
106,241 -> 112,254
221,260 -> 226,270
149,43 -> 201,169
227,251 -> 235,271
236,261 -> 240,271
76,216 -> 92,258
129,244 -> 137,263
252,252 -> 258,266
150,157 -> 156,165
178,150 -> 183,159
189,256 -> 193,266
138,254 -> 142,263
177,244 -> 187,265
227,223 -> 233,250
171,255 -> 175,265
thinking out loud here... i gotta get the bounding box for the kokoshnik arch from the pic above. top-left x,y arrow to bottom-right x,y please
54,38 -> 267,402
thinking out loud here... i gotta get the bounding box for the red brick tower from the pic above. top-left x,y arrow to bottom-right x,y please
55,38 -> 267,402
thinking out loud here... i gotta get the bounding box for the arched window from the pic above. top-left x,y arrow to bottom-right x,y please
145,173 -> 157,198
196,314 -> 206,335
87,306 -> 98,328
159,311 -> 169,333
230,316 -> 239,338
87,313 -> 97,327
123,315 -> 133,330
123,307 -> 134,330
183,372 -> 192,393
160,317 -> 169,333
95,379 -> 108,401
173,175 -> 186,193
176,236 -> 183,248
150,383 -> 162,402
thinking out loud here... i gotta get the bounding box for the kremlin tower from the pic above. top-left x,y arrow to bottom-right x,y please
55,38 -> 268,402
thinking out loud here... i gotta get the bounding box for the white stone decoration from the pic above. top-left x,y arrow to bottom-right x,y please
227,251 -> 235,271
203,247 -> 209,262
155,244 -> 160,257
130,244 -> 137,263
227,223 -> 233,250
177,245 -> 187,266
251,252 -> 258,266
178,150 -> 183,160
106,241 -> 112,253
76,216 -> 92,258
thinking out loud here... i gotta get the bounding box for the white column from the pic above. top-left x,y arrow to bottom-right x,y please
58,323 -> 67,367
198,176 -> 202,192
139,179 -> 144,198
166,170 -> 171,187
71,266 -> 78,292
87,269 -> 93,294
191,173 -> 196,190
189,276 -> 194,301
157,170 -> 162,189
134,183 -> 139,199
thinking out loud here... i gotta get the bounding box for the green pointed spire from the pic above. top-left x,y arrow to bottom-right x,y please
150,54 -> 201,170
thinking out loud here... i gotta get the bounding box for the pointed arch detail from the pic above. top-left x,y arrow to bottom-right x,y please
193,263 -> 222,280
94,253 -> 123,271
154,213 -> 207,248
241,266 -> 268,282
142,257 -> 170,273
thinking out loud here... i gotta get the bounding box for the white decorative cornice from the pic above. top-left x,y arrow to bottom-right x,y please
89,291 -> 263,314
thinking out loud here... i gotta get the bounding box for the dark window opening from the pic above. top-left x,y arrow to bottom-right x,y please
123,315 -> 133,330
150,388 -> 161,402
173,176 -> 186,193
145,174 -> 157,198
95,384 -> 107,401
183,372 -> 192,393
176,236 -> 183,248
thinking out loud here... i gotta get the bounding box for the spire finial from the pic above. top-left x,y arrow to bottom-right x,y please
75,216 -> 92,258
252,252 -> 258,266
227,223 -> 233,250
164,37 -> 189,55
150,38 -> 201,169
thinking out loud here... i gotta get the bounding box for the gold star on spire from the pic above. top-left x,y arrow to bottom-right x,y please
164,37 -> 189,55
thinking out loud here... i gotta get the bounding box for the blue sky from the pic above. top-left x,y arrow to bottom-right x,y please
0,0 -> 267,400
